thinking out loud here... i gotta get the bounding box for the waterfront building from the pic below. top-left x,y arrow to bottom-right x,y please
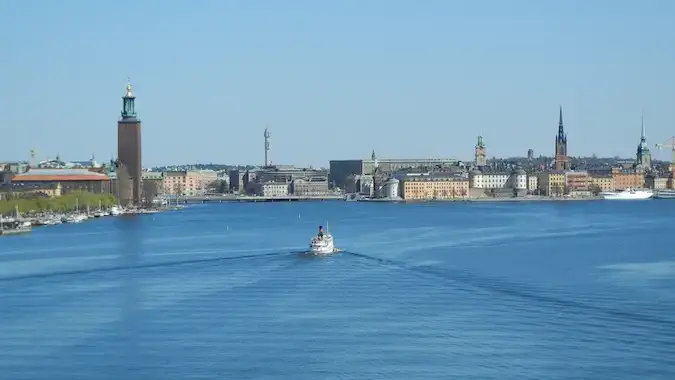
611,168 -> 644,190
554,106 -> 569,171
117,81 -> 143,206
250,182 -> 289,197
590,173 -> 615,193
645,173 -> 668,190
398,173 -> 469,200
565,170 -> 591,196
11,168 -> 111,194
291,177 -> 329,196
537,171 -> 566,196
163,170 -> 218,196
329,153 -> 459,190
527,174 -> 538,193
468,168 -> 526,197
384,177 -> 400,199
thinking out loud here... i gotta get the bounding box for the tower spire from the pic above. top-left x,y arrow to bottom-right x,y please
558,105 -> 564,138
641,109 -> 645,140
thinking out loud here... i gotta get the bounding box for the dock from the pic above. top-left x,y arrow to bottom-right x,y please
175,195 -> 343,204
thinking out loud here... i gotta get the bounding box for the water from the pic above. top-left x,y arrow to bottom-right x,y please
1,201 -> 674,379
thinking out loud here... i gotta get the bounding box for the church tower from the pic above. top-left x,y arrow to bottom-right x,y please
554,106 -> 569,170
636,112 -> 652,171
474,136 -> 487,167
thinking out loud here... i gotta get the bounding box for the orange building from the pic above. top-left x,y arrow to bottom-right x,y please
611,168 -> 644,190
11,169 -> 111,194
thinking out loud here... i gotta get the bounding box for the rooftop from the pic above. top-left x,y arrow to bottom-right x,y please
13,168 -> 109,182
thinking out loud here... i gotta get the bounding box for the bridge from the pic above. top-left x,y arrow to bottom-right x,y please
174,195 -> 343,204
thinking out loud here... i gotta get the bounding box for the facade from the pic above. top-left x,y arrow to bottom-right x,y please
645,174 -> 668,190
590,174 -> 615,193
527,174 -> 538,193
163,170 -> 218,196
399,174 -> 469,200
329,155 -> 458,190
635,115 -> 652,171
468,168 -> 526,197
11,169 -> 111,194
554,106 -> 569,171
565,171 -> 591,195
251,182 -> 289,197
612,168 -> 644,190
474,136 -> 487,167
537,171 -> 566,196
228,170 -> 246,193
384,178 -> 400,199
291,177 -> 329,196
117,82 -> 142,206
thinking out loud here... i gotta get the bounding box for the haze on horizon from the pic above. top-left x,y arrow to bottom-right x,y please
2,0 -> 674,167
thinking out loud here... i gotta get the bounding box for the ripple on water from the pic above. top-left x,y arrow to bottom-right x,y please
0,201 -> 674,380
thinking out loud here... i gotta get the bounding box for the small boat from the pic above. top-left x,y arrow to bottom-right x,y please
110,206 -> 122,216
309,224 -> 337,255
602,188 -> 653,200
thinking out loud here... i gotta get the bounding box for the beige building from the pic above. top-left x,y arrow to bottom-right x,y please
527,174 -> 538,193
399,174 -> 469,200
645,174 -> 668,190
537,171 -> 566,196
163,170 -> 218,196
590,174 -> 615,193
291,178 -> 329,196
251,182 -> 289,197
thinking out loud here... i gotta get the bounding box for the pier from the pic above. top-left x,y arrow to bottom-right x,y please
175,195 -> 343,204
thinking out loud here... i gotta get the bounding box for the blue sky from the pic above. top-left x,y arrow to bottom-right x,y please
2,0 -> 674,167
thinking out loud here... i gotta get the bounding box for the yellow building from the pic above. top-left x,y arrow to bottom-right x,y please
590,174 -> 615,193
400,175 -> 469,200
536,171 -> 566,196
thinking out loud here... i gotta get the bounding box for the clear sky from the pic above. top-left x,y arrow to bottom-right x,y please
2,0 -> 674,167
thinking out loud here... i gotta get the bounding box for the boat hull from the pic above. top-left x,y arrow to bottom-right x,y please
309,236 -> 336,255
602,192 -> 653,200
654,190 -> 675,199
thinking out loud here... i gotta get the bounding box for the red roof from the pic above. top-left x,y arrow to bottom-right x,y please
12,175 -> 110,182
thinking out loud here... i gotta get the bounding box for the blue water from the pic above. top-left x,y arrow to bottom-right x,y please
1,201 -> 674,379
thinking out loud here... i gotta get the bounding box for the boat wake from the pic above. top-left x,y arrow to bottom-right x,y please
0,250 -> 305,283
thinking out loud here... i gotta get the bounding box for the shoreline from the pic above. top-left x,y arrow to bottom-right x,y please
359,196 -> 603,203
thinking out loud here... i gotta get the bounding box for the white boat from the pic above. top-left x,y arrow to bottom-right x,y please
602,188 -> 653,200
309,224 -> 336,255
110,206 -> 122,216
654,189 -> 675,199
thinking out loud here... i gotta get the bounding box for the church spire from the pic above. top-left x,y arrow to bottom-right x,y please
641,109 -> 646,141
558,105 -> 564,139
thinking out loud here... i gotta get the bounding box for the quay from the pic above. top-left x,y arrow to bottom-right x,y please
175,195 -> 343,204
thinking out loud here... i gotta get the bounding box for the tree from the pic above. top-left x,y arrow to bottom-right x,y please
460,188 -> 467,198
212,179 -> 228,194
172,182 -> 184,196
563,185 -> 571,196
142,180 -> 160,207
116,163 -> 132,206
450,188 -> 457,199
589,184 -> 602,196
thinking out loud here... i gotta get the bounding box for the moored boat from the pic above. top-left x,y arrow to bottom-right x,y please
654,189 -> 675,199
602,188 -> 653,200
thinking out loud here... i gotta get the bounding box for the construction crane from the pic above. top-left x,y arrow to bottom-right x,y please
655,136 -> 675,175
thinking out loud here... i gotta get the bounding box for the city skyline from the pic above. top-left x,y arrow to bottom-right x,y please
2,1 -> 674,166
